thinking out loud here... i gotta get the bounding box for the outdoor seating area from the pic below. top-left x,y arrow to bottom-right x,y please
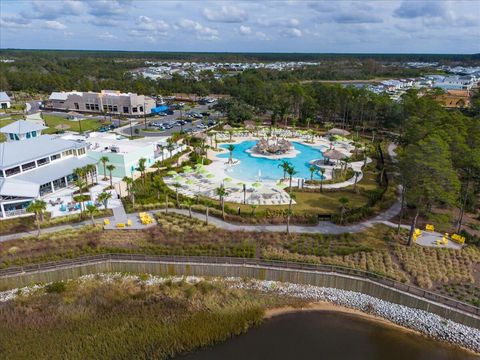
139,212 -> 154,225
413,227 -> 464,250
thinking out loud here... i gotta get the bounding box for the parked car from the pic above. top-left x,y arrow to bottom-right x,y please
167,110 -> 174,115
201,112 -> 210,117
158,112 -> 167,116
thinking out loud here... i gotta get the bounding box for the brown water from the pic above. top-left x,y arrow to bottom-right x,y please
178,311 -> 479,360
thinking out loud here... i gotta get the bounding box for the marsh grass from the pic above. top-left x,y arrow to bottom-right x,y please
0,276 -> 300,359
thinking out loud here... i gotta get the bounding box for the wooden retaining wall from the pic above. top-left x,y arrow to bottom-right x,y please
1,258 -> 478,329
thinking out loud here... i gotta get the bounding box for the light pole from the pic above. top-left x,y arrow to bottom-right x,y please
143,102 -> 147,130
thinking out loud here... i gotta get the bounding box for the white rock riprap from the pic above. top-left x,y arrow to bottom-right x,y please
228,279 -> 480,353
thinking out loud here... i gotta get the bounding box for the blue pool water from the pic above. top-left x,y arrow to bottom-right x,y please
218,140 -> 325,182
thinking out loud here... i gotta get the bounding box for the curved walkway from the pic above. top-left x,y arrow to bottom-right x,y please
166,201 -> 402,234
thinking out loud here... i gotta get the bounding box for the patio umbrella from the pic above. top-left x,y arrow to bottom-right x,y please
237,182 -> 245,186
323,149 -> 346,160
197,168 -> 208,174
186,179 -> 195,185
194,163 -> 204,169
223,124 -> 233,131
327,128 -> 351,136
167,170 -> 177,176
276,182 -> 288,189
223,177 -> 232,183
183,168 -> 194,174
183,165 -> 192,171
173,175 -> 183,182
207,174 -> 215,179
252,182 -> 262,188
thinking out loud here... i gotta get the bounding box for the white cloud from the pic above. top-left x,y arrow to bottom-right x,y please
255,31 -> 270,41
280,28 -> 302,37
135,16 -> 169,33
88,18 -> 119,27
203,5 -> 247,23
177,18 -> 219,40
28,0 -> 84,20
97,31 -> 117,40
256,17 -> 300,28
86,0 -> 131,18
239,25 -> 252,35
0,15 -> 31,28
45,21 -> 67,30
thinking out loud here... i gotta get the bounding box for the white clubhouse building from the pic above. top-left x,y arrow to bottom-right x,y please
0,120 -> 97,219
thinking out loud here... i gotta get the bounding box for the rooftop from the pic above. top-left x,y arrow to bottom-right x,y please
0,120 -> 48,134
0,177 -> 39,198
0,92 -> 10,102
14,155 -> 97,185
0,134 -> 86,169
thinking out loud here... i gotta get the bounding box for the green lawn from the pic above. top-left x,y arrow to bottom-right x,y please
42,114 -> 110,133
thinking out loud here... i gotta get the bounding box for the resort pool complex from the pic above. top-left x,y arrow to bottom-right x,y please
218,140 -> 325,182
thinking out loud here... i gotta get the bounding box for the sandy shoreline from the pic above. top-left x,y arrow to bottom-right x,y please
264,302 -> 480,356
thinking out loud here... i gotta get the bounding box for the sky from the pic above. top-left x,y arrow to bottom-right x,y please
0,0 -> 479,54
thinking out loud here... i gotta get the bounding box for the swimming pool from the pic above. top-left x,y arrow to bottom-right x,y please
218,140 -> 325,182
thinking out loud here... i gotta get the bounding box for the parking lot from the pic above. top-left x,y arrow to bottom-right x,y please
120,103 -> 221,137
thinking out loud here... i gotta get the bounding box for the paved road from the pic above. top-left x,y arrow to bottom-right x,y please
25,101 -> 41,114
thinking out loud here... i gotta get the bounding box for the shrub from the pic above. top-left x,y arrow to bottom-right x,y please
45,281 -> 66,294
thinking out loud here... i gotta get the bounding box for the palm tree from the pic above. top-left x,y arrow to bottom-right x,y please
123,175 -> 133,197
172,182 -> 181,206
278,160 -> 291,180
136,157 -> 147,185
26,200 -> 47,237
152,160 -> 162,174
319,168 -> 326,192
151,176 -> 163,201
227,144 -> 235,164
342,156 -> 351,176
286,164 -> 298,193
85,204 -> 98,225
228,130 -> 233,142
309,166 -> 316,181
286,193 -> 296,234
353,171 -> 361,192
85,164 -> 97,185
158,145 -> 165,162
338,196 -> 349,224
74,178 -> 87,194
73,194 -> 89,218
106,164 -> 116,187
97,191 -> 112,210
167,142 -> 175,160
73,167 -> 87,187
215,185 -> 228,219
165,193 -> 169,214
99,156 -> 109,180
183,198 -> 194,218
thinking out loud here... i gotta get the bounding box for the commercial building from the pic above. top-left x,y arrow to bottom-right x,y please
0,92 -> 11,109
46,90 -> 156,116
0,120 -> 97,219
